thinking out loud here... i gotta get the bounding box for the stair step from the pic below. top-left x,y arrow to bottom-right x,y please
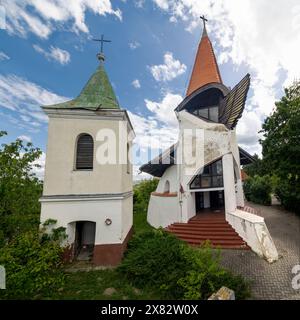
190,243 -> 250,250
170,224 -> 234,230
167,229 -> 238,237
180,238 -> 246,245
188,222 -> 229,226
190,219 -> 226,222
173,233 -> 244,241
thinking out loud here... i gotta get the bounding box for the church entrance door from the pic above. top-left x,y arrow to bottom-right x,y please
209,190 -> 224,209
74,221 -> 96,261
195,190 -> 224,213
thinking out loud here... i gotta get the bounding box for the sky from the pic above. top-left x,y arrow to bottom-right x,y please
0,0 -> 300,180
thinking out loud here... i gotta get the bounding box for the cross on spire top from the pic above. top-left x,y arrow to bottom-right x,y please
200,15 -> 208,37
93,34 -> 112,63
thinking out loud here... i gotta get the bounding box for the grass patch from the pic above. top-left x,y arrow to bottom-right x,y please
133,211 -> 153,235
46,269 -> 159,300
43,211 -> 156,300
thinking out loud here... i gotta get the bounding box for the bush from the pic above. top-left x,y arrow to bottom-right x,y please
0,213 -> 40,247
118,230 -> 251,300
243,175 -> 272,205
118,230 -> 188,298
0,223 -> 66,299
133,179 -> 159,214
275,178 -> 300,214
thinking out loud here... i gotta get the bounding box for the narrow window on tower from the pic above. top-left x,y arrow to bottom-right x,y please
75,133 -> 94,170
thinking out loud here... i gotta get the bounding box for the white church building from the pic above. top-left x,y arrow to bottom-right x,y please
140,19 -> 279,263
40,49 -> 134,266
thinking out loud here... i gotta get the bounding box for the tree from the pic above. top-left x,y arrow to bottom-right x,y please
133,179 -> 159,214
243,154 -> 267,177
0,132 -> 43,244
260,81 -> 300,213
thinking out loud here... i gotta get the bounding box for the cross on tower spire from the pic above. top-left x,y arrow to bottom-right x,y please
93,34 -> 112,63
200,15 -> 208,37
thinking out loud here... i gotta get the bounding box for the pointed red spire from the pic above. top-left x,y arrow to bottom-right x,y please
186,17 -> 222,96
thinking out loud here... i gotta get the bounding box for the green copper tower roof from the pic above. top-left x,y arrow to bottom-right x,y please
44,63 -> 119,110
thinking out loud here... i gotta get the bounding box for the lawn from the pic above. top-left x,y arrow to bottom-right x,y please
45,212 -> 157,300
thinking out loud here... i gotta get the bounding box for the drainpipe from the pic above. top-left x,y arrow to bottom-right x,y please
176,112 -> 183,223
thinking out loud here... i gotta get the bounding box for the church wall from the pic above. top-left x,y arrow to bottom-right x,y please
178,110 -> 230,187
121,194 -> 133,242
177,110 -> 233,221
43,116 -> 130,196
147,195 -> 179,228
155,165 -> 178,194
40,196 -> 129,245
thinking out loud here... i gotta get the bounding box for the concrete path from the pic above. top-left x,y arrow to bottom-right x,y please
220,202 -> 300,300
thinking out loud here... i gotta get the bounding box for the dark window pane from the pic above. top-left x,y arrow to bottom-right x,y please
201,176 -> 211,188
198,108 -> 208,119
209,106 -> 219,122
212,176 -> 223,187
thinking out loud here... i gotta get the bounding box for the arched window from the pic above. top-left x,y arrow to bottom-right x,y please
190,159 -> 223,189
164,180 -> 170,193
76,134 -> 94,170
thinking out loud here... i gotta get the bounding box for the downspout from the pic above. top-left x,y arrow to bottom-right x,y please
176,111 -> 183,222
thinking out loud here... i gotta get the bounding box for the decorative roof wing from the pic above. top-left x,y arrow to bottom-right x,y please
219,74 -> 250,129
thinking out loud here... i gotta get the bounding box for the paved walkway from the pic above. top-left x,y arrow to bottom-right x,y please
220,202 -> 300,300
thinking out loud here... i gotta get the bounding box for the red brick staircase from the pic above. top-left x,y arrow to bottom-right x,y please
166,213 -> 249,250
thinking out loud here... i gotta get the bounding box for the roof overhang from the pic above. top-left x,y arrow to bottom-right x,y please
140,144 -> 255,177
175,82 -> 230,113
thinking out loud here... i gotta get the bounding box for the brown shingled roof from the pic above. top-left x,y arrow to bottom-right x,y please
186,28 -> 222,96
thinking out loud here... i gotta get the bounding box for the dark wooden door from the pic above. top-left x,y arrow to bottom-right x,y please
210,191 -> 224,209
195,192 -> 204,213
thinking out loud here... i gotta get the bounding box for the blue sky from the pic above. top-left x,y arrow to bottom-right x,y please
0,0 -> 299,179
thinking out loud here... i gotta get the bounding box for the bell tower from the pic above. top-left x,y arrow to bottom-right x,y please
40,41 -> 135,266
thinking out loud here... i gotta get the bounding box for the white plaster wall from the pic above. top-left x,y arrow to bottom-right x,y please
226,210 -> 278,263
176,110 -> 234,222
155,165 -> 178,193
185,192 -> 196,222
222,153 -> 237,214
40,197 -> 132,245
43,116 -> 132,196
121,195 -> 133,241
147,195 -> 179,228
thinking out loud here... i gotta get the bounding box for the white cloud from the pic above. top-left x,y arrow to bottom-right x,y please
132,79 -> 141,89
153,0 -> 169,10
18,135 -> 31,142
150,52 -> 186,82
236,109 -> 263,155
135,0 -> 145,8
129,41 -> 141,50
2,0 -> 122,39
127,92 -> 182,174
0,51 -> 10,61
33,45 -> 71,65
0,74 -> 68,131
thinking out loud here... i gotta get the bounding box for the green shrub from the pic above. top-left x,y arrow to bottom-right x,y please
275,178 -> 300,214
133,179 -> 159,215
243,175 -> 272,205
118,230 -> 251,300
118,230 -> 188,299
0,213 -> 40,247
0,225 -> 66,299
